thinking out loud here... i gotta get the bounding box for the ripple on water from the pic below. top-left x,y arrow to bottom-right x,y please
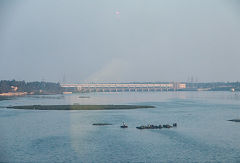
29,136 -> 77,162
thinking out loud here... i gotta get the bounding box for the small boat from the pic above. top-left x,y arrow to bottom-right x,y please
120,122 -> 128,128
136,126 -> 145,129
163,124 -> 172,128
136,124 -> 176,129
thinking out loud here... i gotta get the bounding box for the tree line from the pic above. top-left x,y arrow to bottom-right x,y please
0,80 -> 62,94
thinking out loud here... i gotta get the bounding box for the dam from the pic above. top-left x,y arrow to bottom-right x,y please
61,83 -> 186,93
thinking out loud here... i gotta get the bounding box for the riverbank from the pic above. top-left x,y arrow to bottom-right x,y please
0,92 -> 28,96
7,105 -> 155,110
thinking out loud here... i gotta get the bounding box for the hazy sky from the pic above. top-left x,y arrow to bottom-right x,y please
0,0 -> 240,83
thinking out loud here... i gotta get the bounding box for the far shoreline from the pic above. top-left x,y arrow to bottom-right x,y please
7,105 -> 155,110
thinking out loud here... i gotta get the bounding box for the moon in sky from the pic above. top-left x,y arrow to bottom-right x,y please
115,11 -> 120,15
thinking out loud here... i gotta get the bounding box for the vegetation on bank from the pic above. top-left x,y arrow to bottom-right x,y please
7,105 -> 155,110
186,82 -> 240,91
0,80 -> 62,94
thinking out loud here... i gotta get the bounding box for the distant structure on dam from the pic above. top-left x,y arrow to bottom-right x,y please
61,83 -> 186,93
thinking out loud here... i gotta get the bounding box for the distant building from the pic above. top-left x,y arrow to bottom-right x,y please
11,86 -> 18,92
178,84 -> 186,89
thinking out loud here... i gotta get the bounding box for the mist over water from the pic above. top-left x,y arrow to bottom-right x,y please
1,92 -> 240,162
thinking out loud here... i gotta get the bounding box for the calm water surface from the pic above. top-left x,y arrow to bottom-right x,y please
0,91 -> 240,162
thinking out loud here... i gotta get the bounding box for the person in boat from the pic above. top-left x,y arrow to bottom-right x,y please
121,122 -> 128,128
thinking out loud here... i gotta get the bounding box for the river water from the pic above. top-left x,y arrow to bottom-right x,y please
0,91 -> 240,162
